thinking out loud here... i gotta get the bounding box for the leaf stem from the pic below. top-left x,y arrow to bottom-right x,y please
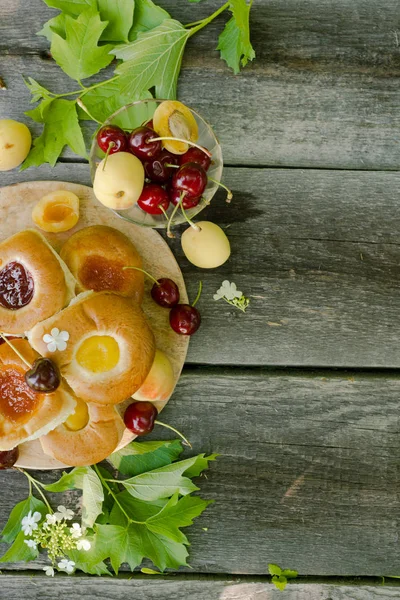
76,98 -> 102,124
93,465 -> 142,525
17,468 -> 53,513
188,1 -> 230,36
49,75 -> 120,100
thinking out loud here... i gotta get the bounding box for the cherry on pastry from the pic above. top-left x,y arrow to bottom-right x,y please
137,183 -> 170,215
0,447 -> 19,469
179,147 -> 211,171
96,125 -> 128,155
128,126 -> 162,161
123,266 -> 180,308
124,400 -> 191,446
25,358 -> 61,393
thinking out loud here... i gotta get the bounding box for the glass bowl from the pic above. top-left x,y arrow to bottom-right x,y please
89,99 -> 223,228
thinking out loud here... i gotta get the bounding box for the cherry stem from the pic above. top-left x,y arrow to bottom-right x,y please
159,205 -> 170,224
149,137 -> 212,157
102,141 -> 115,171
208,176 -> 233,203
155,420 -> 192,448
0,333 -> 31,368
180,204 -> 201,232
165,163 -> 179,169
167,192 -> 184,238
192,281 -> 203,308
123,266 -> 159,286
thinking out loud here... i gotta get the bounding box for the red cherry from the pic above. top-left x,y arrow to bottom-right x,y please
169,304 -> 201,335
179,147 -> 211,171
0,447 -> 19,469
124,401 -> 158,435
137,184 -> 170,215
96,125 -> 128,154
172,163 -> 207,198
151,278 -> 180,308
25,358 -> 61,393
144,150 -> 179,183
169,187 -> 201,210
128,126 -> 161,161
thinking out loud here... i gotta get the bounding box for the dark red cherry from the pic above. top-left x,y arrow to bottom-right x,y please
169,304 -> 201,335
137,184 -> 170,215
144,119 -> 154,129
124,401 -> 158,435
169,187 -> 201,210
179,147 -> 211,171
172,163 -> 207,198
144,150 -> 179,183
96,125 -> 128,154
128,126 -> 161,161
25,358 -> 61,393
0,447 -> 19,469
151,278 -> 180,308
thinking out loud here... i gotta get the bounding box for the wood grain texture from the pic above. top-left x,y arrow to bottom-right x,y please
2,369 -> 400,576
0,576 -> 399,600
4,165 -> 400,368
0,0 -> 399,169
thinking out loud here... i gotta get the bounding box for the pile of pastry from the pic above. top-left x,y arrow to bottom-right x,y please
0,225 -> 157,466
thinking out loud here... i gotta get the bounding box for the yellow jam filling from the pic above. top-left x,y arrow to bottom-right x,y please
64,398 -> 89,431
76,335 -> 120,373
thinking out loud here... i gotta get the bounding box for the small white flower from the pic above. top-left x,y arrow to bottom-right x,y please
43,566 -> 55,577
214,280 -> 243,301
24,539 -> 37,549
70,523 -> 82,539
21,511 -> 41,536
58,559 -> 75,574
45,513 -> 58,526
76,539 -> 91,551
55,505 -> 74,521
43,328 -> 69,353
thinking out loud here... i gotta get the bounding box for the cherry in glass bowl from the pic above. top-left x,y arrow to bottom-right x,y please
89,99 -> 223,229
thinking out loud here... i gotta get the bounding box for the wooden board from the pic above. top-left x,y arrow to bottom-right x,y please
2,368 -> 400,576
0,181 -> 189,469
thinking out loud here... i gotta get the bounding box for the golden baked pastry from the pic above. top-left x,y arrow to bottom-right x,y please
40,401 -> 125,466
0,229 -> 76,334
60,226 -> 144,303
28,292 -> 155,405
0,339 -> 76,451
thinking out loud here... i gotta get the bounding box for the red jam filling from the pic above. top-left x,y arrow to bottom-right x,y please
0,367 -> 40,423
78,255 -> 127,293
0,262 -> 34,310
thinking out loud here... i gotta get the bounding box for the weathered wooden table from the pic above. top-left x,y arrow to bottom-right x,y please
1,0 -> 400,597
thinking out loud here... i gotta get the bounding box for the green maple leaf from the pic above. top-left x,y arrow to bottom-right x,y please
113,19 -> 190,99
0,531 -> 38,564
272,575 -> 288,591
109,439 -> 183,477
21,98 -> 86,169
43,0 -> 94,15
37,13 -> 67,42
217,0 -> 255,74
51,9 -> 114,81
128,0 -> 170,41
23,78 -> 52,103
97,0 -> 134,42
109,492 -> 168,525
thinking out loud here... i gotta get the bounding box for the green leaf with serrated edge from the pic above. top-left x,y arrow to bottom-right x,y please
97,0 -> 135,42
119,454 -> 216,501
217,0 -> 255,74
43,0 -> 94,16
141,568 -> 162,574
23,78 -> 52,103
128,0 -> 170,41
95,465 -> 117,516
146,493 -> 213,544
183,453 -> 218,478
51,9 -> 114,81
37,13 -> 67,42
282,569 -> 298,579
78,84 -> 154,129
22,98 -> 87,169
1,497 -> 46,544
113,19 -> 189,99
108,439 -> 183,477
272,575 -> 288,591
109,492 -> 167,526
68,546 -> 111,575
268,563 -> 282,576
81,469 -> 104,529
0,531 -> 38,564
42,467 -> 88,492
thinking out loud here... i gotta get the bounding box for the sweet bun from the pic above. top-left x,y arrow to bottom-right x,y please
0,339 -> 76,451
60,226 -> 144,303
28,292 -> 155,405
0,229 -> 76,334
40,402 -> 125,466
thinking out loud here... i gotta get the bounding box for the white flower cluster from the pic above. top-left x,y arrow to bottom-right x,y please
213,280 -> 250,313
21,505 -> 91,576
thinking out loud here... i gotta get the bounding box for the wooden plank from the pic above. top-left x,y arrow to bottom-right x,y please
2,369 -> 400,576
1,0 -> 400,169
0,576 -> 399,600
3,164 -> 400,368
